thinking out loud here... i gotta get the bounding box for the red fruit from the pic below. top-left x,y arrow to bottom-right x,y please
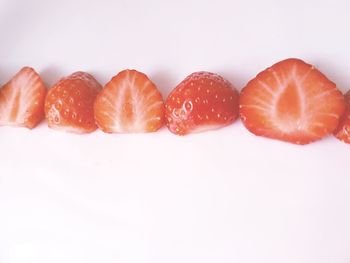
165,71 -> 239,135
45,72 -> 102,133
334,90 -> 350,144
239,58 -> 345,145
0,67 -> 47,129
94,69 -> 164,133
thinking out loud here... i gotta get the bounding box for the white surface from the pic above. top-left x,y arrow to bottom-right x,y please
0,0 -> 350,262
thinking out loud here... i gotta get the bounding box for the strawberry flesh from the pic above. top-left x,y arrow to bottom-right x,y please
94,69 -> 165,133
0,67 -> 47,129
334,90 -> 350,144
239,58 -> 345,144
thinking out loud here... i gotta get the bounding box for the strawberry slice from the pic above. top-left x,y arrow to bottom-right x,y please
239,58 -> 345,145
0,67 -> 47,129
165,71 -> 239,135
45,72 -> 102,133
94,69 -> 165,133
334,90 -> 350,144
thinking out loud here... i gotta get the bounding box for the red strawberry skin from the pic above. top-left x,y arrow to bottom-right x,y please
334,90 -> 350,144
0,67 -> 47,129
239,58 -> 345,145
165,71 -> 239,135
94,69 -> 165,133
45,72 -> 102,133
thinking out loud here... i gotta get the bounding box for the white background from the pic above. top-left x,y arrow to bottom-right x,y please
0,0 -> 350,262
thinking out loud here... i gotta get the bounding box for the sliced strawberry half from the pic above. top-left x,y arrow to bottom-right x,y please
94,69 -> 165,133
0,67 -> 47,129
334,90 -> 350,144
165,71 -> 239,135
45,72 -> 102,133
239,58 -> 345,145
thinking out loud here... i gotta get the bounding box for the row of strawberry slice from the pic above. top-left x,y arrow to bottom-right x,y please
0,58 -> 349,145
